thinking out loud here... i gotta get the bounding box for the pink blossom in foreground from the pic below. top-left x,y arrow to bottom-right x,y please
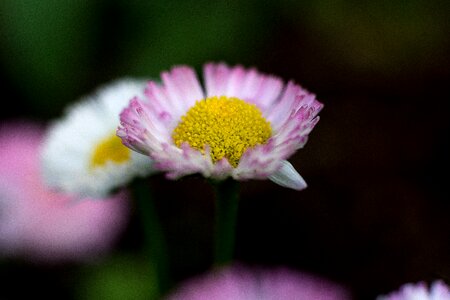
118,62 -> 323,190
377,280 -> 450,300
0,122 -> 130,263
166,265 -> 351,300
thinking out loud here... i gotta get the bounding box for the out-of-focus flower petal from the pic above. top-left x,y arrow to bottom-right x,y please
0,122 -> 130,263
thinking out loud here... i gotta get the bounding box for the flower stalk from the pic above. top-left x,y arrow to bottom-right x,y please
132,178 -> 171,297
211,178 -> 240,266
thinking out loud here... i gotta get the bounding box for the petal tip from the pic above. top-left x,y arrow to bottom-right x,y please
268,160 -> 308,191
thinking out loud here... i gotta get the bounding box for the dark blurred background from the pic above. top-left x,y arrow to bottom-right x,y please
1,0 -> 449,299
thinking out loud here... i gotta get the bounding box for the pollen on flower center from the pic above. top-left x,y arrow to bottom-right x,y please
90,133 -> 131,169
172,96 -> 272,167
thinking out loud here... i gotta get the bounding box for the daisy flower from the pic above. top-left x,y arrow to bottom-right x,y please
118,63 -> 323,190
166,264 -> 351,300
0,122 -> 130,263
377,280 -> 450,300
41,78 -> 155,198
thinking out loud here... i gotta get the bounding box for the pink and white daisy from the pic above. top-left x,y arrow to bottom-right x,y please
118,63 -> 323,190
166,264 -> 351,300
0,122 -> 130,263
377,280 -> 450,300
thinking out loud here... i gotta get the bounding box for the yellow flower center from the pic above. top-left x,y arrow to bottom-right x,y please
172,96 -> 272,167
90,133 -> 131,169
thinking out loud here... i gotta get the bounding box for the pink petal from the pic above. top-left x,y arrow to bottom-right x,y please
204,62 -> 232,97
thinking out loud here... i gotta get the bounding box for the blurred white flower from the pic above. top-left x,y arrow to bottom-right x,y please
41,79 -> 155,198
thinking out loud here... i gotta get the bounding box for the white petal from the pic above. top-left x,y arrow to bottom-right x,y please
269,160 -> 307,190
41,78 -> 155,198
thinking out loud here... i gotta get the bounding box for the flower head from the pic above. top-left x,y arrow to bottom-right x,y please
166,264 -> 351,300
0,122 -> 130,263
377,280 -> 450,300
118,63 -> 323,190
41,79 -> 155,198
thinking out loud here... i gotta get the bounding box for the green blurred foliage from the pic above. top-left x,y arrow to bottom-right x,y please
0,0 -> 96,117
289,0 -> 450,71
0,0 -> 267,119
76,254 -> 158,300
113,0 -> 264,75
1,0 -> 448,118
279,0 -> 449,78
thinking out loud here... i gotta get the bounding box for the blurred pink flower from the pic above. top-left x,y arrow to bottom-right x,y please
166,264 -> 351,300
377,280 -> 450,300
0,121 -> 130,263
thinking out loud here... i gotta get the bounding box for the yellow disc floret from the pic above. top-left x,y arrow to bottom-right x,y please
172,96 -> 272,167
90,133 -> 131,169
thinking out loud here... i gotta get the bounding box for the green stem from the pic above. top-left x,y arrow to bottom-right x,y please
212,178 -> 240,266
132,178 -> 171,298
